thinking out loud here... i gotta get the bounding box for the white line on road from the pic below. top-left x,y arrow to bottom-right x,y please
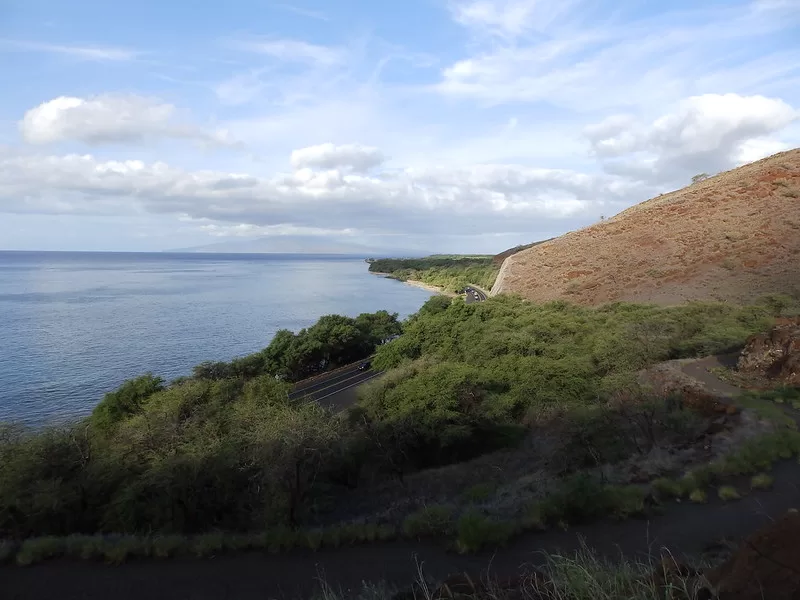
312,370 -> 385,404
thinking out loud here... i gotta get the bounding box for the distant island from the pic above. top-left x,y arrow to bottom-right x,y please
169,234 -> 427,257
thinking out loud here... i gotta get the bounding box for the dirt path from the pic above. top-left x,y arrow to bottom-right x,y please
680,353 -> 800,421
680,353 -> 743,399
4,357 -> 799,600
4,467 -> 800,600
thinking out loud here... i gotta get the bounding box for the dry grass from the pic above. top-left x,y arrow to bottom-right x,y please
313,544 -> 713,600
493,148 -> 800,305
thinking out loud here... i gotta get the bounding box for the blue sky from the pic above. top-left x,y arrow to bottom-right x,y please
0,0 -> 798,253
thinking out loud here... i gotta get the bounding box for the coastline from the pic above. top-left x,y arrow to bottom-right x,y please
369,272 -> 457,297
404,279 -> 458,297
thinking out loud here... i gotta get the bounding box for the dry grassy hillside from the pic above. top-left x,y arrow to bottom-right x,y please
492,149 -> 800,306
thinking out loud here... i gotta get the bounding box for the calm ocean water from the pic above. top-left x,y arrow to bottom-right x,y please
0,251 -> 434,425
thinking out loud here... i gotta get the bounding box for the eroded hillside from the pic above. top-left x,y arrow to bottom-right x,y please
492,149 -> 800,305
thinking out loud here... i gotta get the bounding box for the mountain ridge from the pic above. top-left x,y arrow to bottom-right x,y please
168,235 -> 427,257
492,148 -> 800,306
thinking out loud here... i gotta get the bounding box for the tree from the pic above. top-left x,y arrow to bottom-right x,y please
243,403 -> 344,526
691,173 -> 710,184
90,374 -> 165,432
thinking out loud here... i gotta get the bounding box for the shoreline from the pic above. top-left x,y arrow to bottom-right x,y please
369,272 -> 457,297
404,279 -> 458,297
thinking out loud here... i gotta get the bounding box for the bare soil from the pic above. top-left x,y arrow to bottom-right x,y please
708,511 -> 800,600
492,149 -> 800,305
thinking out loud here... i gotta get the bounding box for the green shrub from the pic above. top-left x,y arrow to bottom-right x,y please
402,505 -> 455,538
15,536 -> 65,566
652,477 -> 683,499
377,524 -> 397,541
321,525 -> 344,548
717,486 -> 741,502
265,526 -> 303,553
604,485 -> 647,519
722,430 -> 800,475
0,296 -> 781,545
190,532 -> 225,557
151,534 -> 186,559
461,482 -> 496,503
103,536 -> 150,564
751,473 -> 774,490
223,533 -> 261,552
0,539 -> 16,563
536,474 -> 609,526
681,465 -> 721,491
63,535 -> 100,560
455,509 -> 515,553
522,502 -> 548,531
689,489 -> 707,504
305,529 -> 324,551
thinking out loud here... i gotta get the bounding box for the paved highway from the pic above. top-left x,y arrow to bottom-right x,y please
288,361 -> 384,411
464,285 -> 488,303
287,285 -> 487,409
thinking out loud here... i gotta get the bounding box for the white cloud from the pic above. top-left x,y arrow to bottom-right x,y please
0,39 -> 139,61
2,2 -> 800,251
213,70 -> 267,106
197,223 -> 355,237
0,149 -> 639,237
290,143 -> 386,172
436,1 -> 800,109
231,38 -> 344,66
450,0 -> 580,39
585,93 -> 799,184
20,95 -> 236,146
272,4 -> 330,21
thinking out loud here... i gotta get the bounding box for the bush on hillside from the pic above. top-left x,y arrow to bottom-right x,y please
0,295 -> 785,541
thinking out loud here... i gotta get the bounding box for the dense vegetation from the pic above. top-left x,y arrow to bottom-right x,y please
188,310 -> 401,384
0,293 -> 795,557
368,256 -> 499,293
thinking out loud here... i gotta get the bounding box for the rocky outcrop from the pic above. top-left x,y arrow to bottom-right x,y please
707,510 -> 800,600
737,318 -> 800,385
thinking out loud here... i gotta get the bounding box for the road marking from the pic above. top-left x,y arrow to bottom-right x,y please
311,371 -> 385,404
291,355 -> 376,391
291,366 -> 363,395
291,369 -> 381,400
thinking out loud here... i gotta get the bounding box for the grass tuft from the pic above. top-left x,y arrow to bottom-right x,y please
15,536 -> 65,566
461,482 -> 496,504
750,473 -> 774,490
103,535 -> 150,564
689,489 -> 708,504
652,477 -> 683,499
454,509 -> 516,553
151,534 -> 186,559
190,532 -> 226,557
402,505 -> 455,539
717,486 -> 741,502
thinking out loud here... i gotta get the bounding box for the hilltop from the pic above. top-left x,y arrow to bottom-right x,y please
492,149 -> 800,305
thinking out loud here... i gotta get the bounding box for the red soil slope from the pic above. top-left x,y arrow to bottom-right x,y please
492,149 -> 800,306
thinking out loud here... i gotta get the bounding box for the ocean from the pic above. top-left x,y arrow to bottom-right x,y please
0,251 -> 434,425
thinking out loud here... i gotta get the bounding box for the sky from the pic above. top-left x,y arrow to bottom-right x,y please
0,0 -> 799,254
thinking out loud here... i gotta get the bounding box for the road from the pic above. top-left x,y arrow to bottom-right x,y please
464,285 -> 487,303
287,361 -> 384,411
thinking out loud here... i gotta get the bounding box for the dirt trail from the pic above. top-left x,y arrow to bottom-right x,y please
4,469 -> 800,599
680,353 -> 743,398
3,357 -> 799,600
